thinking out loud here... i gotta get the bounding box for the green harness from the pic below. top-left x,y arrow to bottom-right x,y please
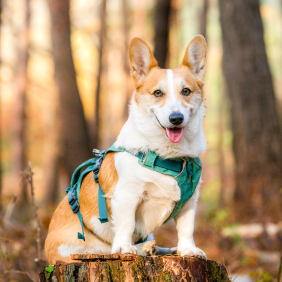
66,144 -> 202,241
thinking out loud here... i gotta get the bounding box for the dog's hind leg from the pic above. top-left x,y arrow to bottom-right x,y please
135,241 -> 177,256
134,240 -> 158,255
134,234 -> 177,256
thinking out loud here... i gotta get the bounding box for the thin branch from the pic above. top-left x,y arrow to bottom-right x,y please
278,254 -> 282,282
232,268 -> 243,282
25,162 -> 42,261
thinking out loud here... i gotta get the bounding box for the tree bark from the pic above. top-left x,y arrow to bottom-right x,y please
13,0 -> 30,208
199,0 -> 209,40
93,0 -> 107,149
218,0 -> 282,222
39,254 -> 230,281
47,0 -> 91,176
121,0 -> 132,121
218,79 -> 226,208
43,104 -> 60,207
43,154 -> 60,207
0,0 -> 2,211
153,0 -> 172,68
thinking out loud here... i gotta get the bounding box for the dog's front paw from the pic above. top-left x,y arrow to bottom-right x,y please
143,240 -> 158,256
178,246 -> 206,259
112,244 -> 138,255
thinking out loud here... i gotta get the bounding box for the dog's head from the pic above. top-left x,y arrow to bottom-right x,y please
129,36 -> 207,144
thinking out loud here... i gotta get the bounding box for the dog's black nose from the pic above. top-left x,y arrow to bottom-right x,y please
169,113 -> 184,125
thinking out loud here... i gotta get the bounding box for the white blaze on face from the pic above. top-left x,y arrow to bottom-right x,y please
166,69 -> 183,115
165,69 -> 188,116
167,69 -> 177,107
161,69 -> 184,143
152,69 -> 191,143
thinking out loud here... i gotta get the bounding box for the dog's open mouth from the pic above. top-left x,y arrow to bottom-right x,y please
166,128 -> 183,143
155,115 -> 184,143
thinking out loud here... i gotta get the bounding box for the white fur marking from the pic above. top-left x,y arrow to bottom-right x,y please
167,69 -> 174,100
90,216 -> 115,244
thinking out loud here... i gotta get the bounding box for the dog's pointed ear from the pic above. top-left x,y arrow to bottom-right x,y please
129,38 -> 158,84
182,35 -> 207,81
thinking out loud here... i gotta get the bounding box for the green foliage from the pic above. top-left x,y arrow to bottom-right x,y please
241,256 -> 251,267
45,264 -> 54,279
223,223 -> 248,250
249,268 -> 274,282
213,208 -> 229,229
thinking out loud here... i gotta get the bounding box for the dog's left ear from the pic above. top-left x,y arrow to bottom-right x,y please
129,38 -> 158,84
182,35 -> 207,81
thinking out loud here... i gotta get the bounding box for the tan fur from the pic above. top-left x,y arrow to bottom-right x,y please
182,36 -> 207,81
173,66 -> 204,105
129,37 -> 205,107
79,152 -> 118,222
45,153 -> 118,264
129,38 -> 158,85
134,66 -> 204,107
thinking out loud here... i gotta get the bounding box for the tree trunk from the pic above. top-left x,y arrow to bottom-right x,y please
121,0 -> 132,122
199,0 -> 209,40
93,0 -> 107,149
43,152 -> 60,207
43,104 -> 60,207
153,0 -> 172,68
0,0 -> 2,211
47,0 -> 91,176
217,78 -> 226,208
218,0 -> 282,222
13,0 -> 30,208
39,254 -> 230,281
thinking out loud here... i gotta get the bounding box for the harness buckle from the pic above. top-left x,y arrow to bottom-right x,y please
92,157 -> 103,174
96,157 -> 103,167
94,173 -> 99,183
68,184 -> 77,205
92,166 -> 99,175
69,197 -> 75,205
71,200 -> 80,213
93,149 -> 105,157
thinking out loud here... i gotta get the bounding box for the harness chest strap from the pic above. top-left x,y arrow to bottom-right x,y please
133,148 -> 202,224
66,145 -> 202,241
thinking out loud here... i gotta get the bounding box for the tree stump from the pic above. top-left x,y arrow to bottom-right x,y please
39,254 -> 230,281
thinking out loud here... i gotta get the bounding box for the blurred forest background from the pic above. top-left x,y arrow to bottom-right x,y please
1,0 -> 282,281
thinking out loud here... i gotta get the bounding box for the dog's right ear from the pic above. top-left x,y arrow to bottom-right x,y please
129,38 -> 158,84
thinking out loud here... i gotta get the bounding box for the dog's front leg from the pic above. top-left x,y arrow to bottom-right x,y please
174,183 -> 206,259
111,181 -> 143,254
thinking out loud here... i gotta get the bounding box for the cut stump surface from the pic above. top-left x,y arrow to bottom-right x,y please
39,254 -> 231,281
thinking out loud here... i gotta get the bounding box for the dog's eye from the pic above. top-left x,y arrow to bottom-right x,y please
153,90 -> 164,97
181,88 -> 191,96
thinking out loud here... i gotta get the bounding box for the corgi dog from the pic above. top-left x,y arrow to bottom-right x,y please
45,35 -> 207,264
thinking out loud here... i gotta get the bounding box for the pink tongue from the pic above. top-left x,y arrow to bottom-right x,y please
166,128 -> 184,143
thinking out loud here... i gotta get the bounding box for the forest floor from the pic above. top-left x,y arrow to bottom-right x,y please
155,219 -> 282,282
0,195 -> 281,282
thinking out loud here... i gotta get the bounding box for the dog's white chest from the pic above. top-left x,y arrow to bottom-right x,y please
135,180 -> 180,236
114,152 -> 181,237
